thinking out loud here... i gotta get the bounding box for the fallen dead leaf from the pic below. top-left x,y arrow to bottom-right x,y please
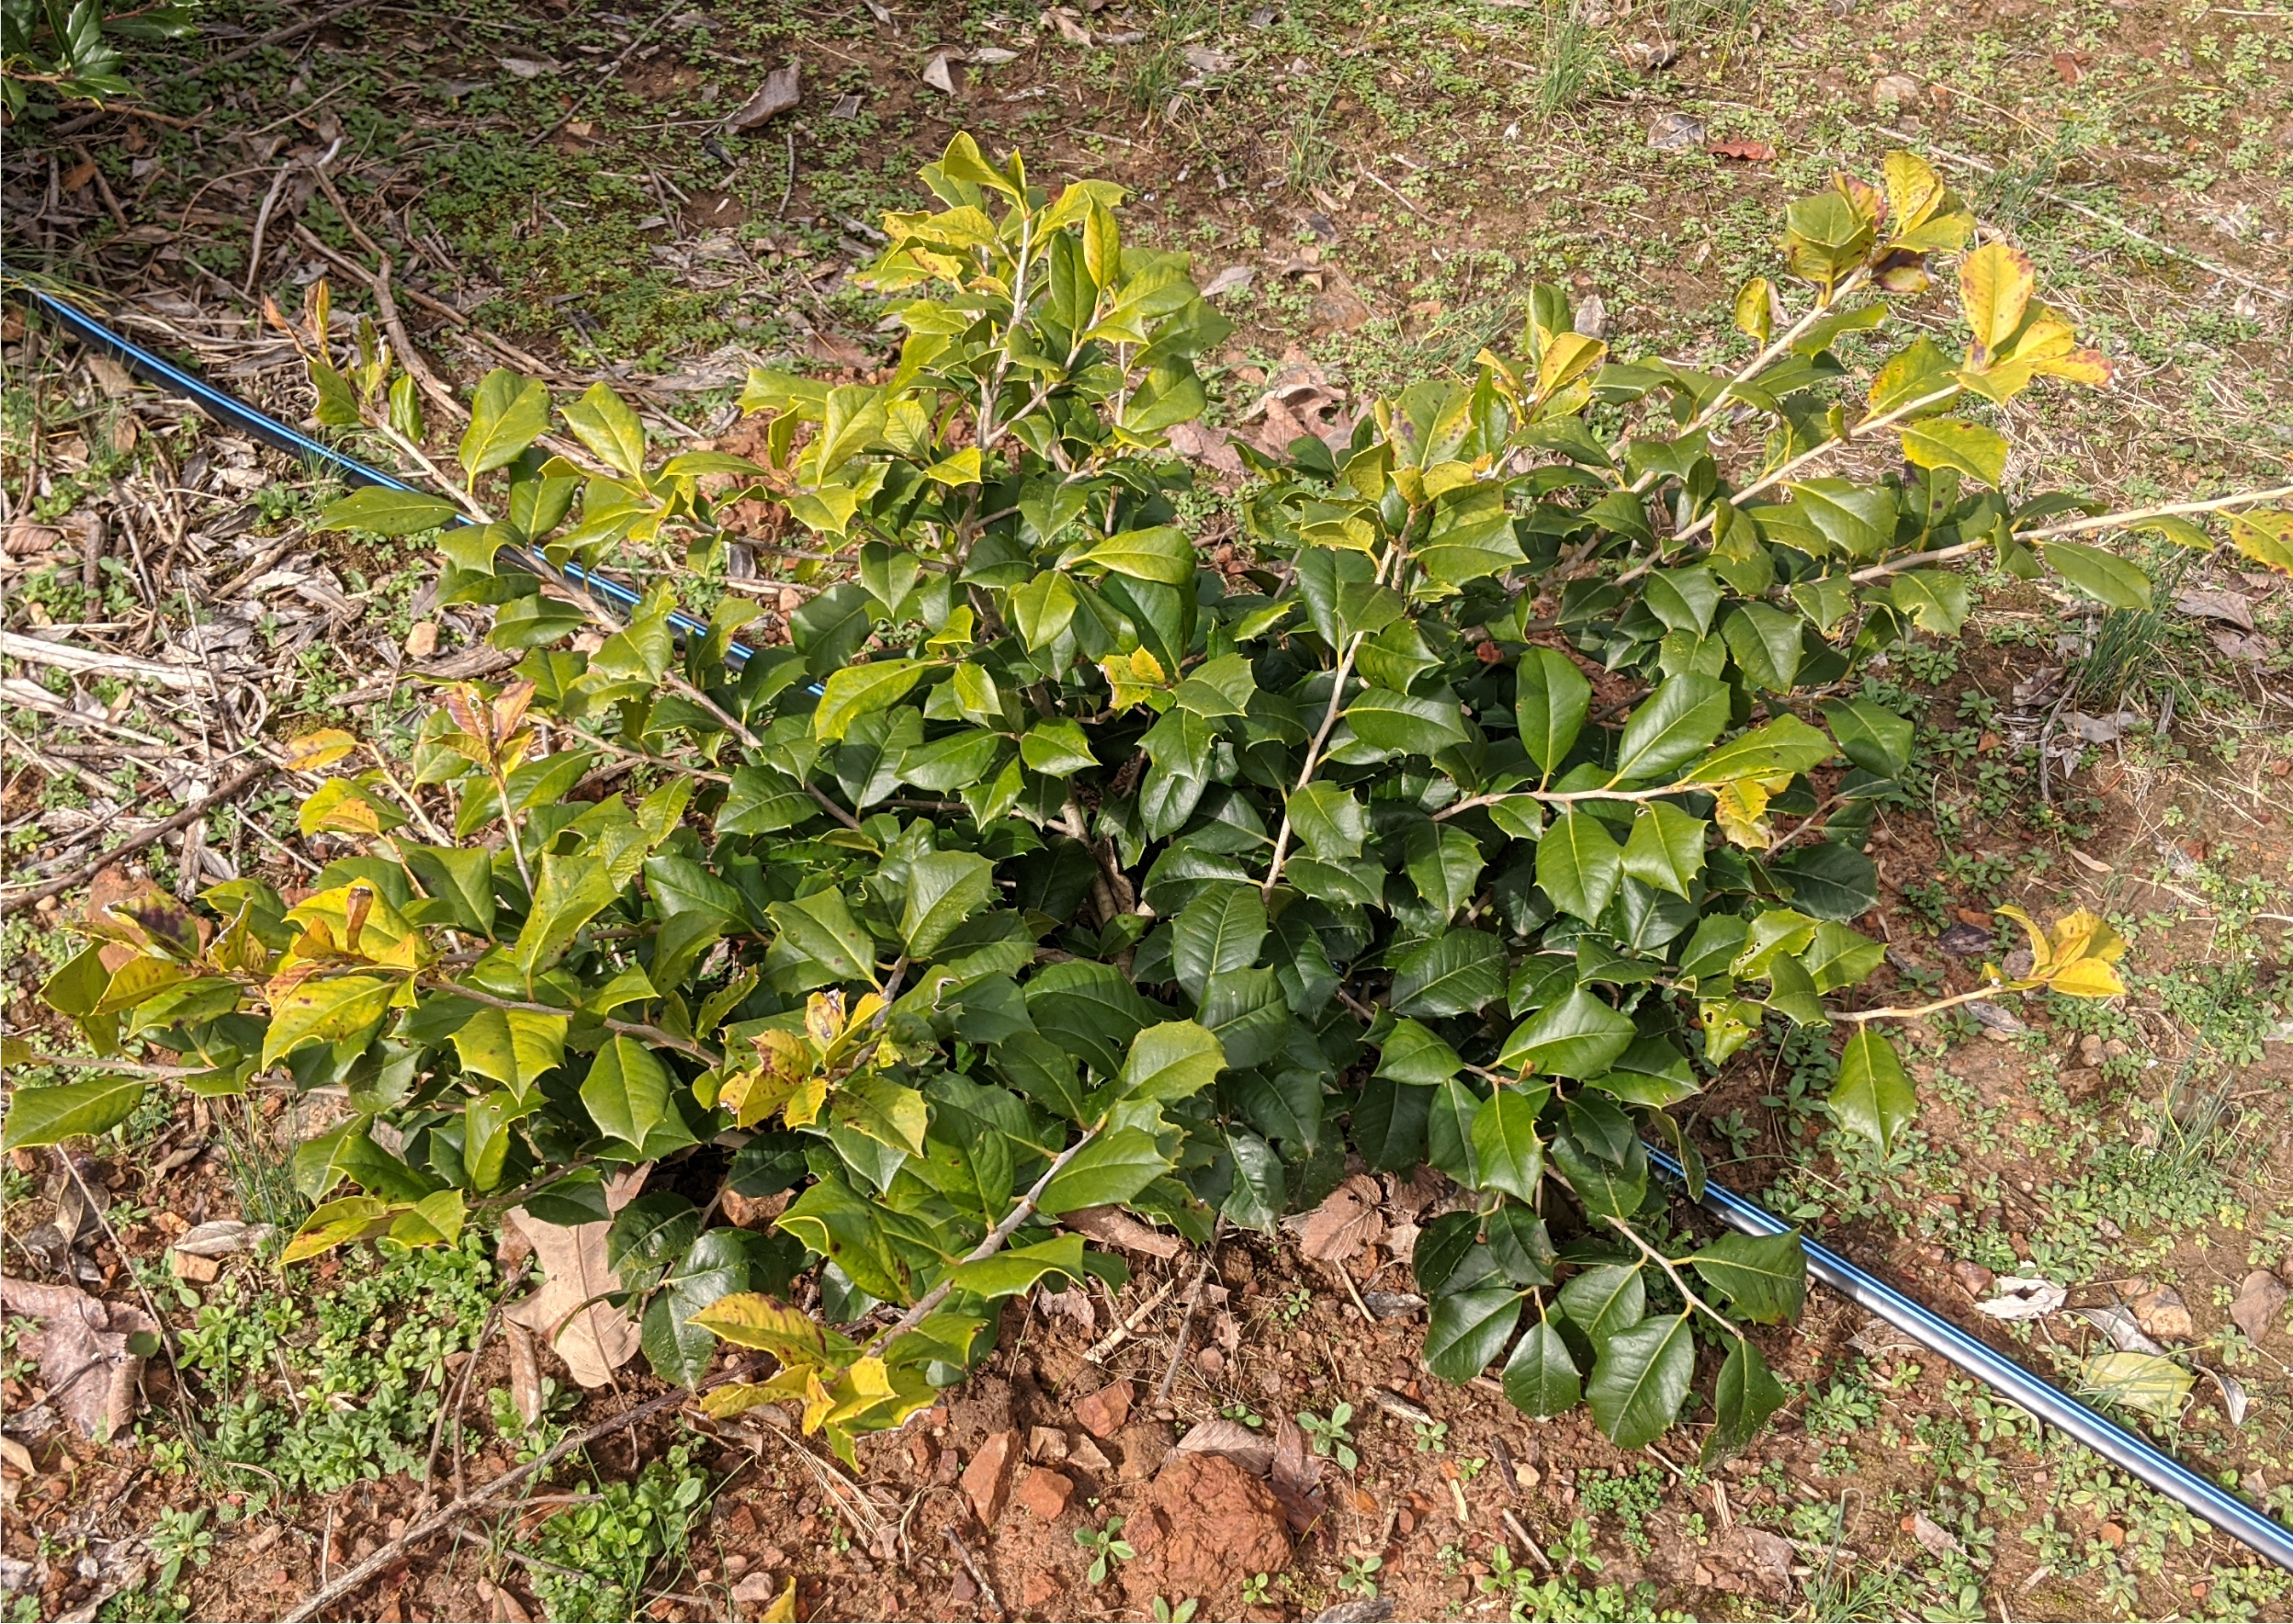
1063,1204 -> 1181,1257
1268,1414 -> 1326,1530
1707,139 -> 1775,162
726,62 -> 801,131
1282,1173 -> 1384,1264
1974,1276 -> 2064,1321
1198,265 -> 1255,299
2231,1269 -> 2287,1342
921,51 -> 960,93
2174,588 -> 2254,631
0,1277 -> 154,1439
1035,1282 -> 1097,1335
1174,1416 -> 1274,1476
503,1169 -> 647,1388
504,1317 -> 546,1426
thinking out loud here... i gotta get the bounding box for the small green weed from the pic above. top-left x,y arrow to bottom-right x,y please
1298,1404 -> 1357,1470
529,1445 -> 709,1623
1076,1516 -> 1135,1585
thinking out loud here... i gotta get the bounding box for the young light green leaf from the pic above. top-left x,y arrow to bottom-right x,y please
815,660 -> 925,742
1118,1021 -> 1226,1100
458,369 -> 553,480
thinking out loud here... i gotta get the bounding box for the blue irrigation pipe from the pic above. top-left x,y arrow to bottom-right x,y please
1645,1145 -> 2293,1572
8,280 -> 759,670
17,279 -> 2293,1574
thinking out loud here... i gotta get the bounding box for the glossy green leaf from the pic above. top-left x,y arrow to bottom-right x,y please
1497,988 -> 1635,1079
1704,1336 -> 1788,1464
2040,540 -> 2152,610
1118,1021 -> 1226,1100
1,1076 -> 144,1148
1537,811 -> 1622,922
1587,1313 -> 1695,1449
901,850 -> 996,956
1424,1286 -> 1523,1383
1388,930 -> 1506,1018
1689,1230 -> 1806,1324
1170,884 -> 1268,1000
1610,675 -> 1731,784
1516,648 -> 1591,774
816,660 -> 925,742
1286,782 -> 1368,862
1620,802 -> 1705,898
1502,1319 -> 1583,1417
1469,1087 -> 1544,1202
1832,1027 -> 1915,1155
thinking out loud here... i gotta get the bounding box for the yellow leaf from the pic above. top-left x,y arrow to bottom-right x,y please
1882,151 -> 1946,233
1992,905 -> 2052,978
283,727 -> 358,773
689,1294 -> 860,1365
806,991 -> 845,1048
762,1578 -> 800,1623
2044,907 -> 2125,966
2229,512 -> 2293,575
1711,774 -> 1787,849
1733,277 -> 1774,344
1958,242 -> 2034,360
1534,331 -> 1607,402
2046,957 -> 2126,998
784,1074 -> 829,1128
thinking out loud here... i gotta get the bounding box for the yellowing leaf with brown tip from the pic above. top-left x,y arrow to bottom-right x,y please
282,727 -> 358,773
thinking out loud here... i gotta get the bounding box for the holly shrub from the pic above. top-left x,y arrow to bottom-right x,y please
30,132 -> 2238,1469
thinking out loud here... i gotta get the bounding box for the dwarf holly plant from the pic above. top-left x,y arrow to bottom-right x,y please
37,132 -> 2287,1470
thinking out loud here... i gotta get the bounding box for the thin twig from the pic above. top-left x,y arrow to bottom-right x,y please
0,760 -> 273,909
1156,1222 -> 1226,1406
943,1528 -> 1004,1620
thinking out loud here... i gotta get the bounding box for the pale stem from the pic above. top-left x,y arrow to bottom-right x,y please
861,1118 -> 1104,1359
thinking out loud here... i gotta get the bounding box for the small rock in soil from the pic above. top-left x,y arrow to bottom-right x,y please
1872,72 -> 1923,106
1949,1258 -> 1995,1299
1074,1378 -> 1134,1438
1016,1466 -> 1074,1519
1021,1572 -> 1060,1607
1026,1424 -> 1069,1464
1116,1415 -> 1173,1482
2131,1285 -> 2196,1341
2231,1270 -> 2287,1341
1124,1451 -> 1293,1605
961,1428 -> 1020,1524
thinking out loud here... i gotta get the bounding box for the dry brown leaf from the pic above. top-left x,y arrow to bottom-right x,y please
0,1276 -> 154,1439
1036,1282 -> 1097,1334
503,1317 -> 546,1426
1174,1416 -> 1274,1476
1063,1204 -> 1181,1257
725,62 -> 801,130
1282,1173 -> 1384,1264
2176,588 -> 2256,631
503,1169 -> 647,1388
2231,1269 -> 2287,1341
1268,1413 -> 1326,1531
